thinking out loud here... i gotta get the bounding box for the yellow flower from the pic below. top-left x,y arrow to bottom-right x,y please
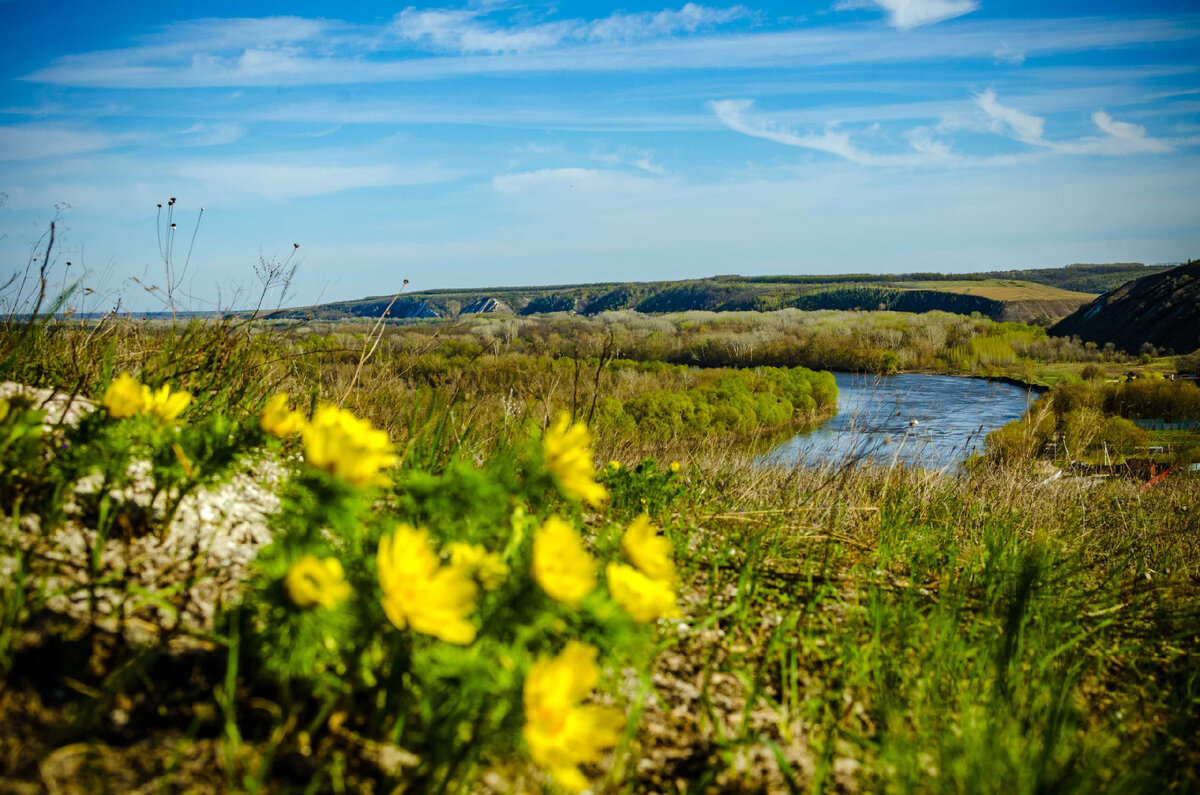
523,641 -> 625,793
606,563 -> 680,623
302,404 -> 396,486
621,514 -> 676,583
669,460 -> 681,473
607,460 -> 622,471
532,517 -> 595,606
142,383 -> 192,421
284,554 -> 351,610
543,412 -> 608,507
448,542 -> 509,590
378,525 -> 477,645
103,373 -> 146,418
261,393 -> 306,437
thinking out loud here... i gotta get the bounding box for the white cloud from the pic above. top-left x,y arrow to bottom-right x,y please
836,0 -> 978,30
975,89 -> 1176,155
905,127 -> 953,156
714,92 -> 1187,167
492,168 -> 658,195
712,99 -> 853,158
391,9 -> 573,53
633,157 -> 667,175
22,16 -> 1198,88
391,4 -> 751,54
171,161 -> 457,201
991,43 -> 1026,65
589,146 -> 668,175
583,4 -> 753,42
710,99 -> 939,166
1089,111 -> 1172,153
178,122 -> 243,146
975,88 -> 1045,145
0,125 -> 123,160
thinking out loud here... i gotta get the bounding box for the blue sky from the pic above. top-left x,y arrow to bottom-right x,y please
1,1 -> 1198,309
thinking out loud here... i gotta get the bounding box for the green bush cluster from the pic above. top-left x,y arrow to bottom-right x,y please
609,367 -> 836,439
369,308 -> 1125,379
981,376 -> 1200,464
395,347 -> 838,440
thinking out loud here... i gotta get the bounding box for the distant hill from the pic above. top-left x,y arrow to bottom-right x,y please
268,263 -> 1177,324
978,263 -> 1172,294
1051,260 -> 1200,354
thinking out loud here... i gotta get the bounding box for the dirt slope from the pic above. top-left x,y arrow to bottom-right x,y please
1051,260 -> 1200,354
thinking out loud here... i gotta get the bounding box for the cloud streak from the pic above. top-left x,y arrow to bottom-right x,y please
391,3 -> 752,54
975,89 -> 1174,155
836,0 -> 980,30
492,167 -> 660,195
713,91 -> 1187,167
0,125 -> 124,160
22,15 -> 1199,88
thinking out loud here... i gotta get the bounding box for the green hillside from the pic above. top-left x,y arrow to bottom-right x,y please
269,263 -> 1177,323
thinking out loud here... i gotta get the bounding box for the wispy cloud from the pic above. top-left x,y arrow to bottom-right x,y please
975,88 -> 1044,145
975,89 -> 1175,154
713,91 -> 1187,166
3,153 -> 461,210
590,146 -> 668,175
23,15 -> 1198,88
492,168 -> 659,195
835,0 -> 979,30
171,160 -> 458,201
390,4 -> 753,54
177,122 -> 243,147
0,125 -> 124,160
710,99 -> 887,164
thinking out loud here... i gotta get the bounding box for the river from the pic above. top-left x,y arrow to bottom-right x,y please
767,373 -> 1036,470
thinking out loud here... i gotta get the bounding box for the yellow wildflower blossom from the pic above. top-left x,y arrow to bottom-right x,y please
543,412 -> 608,507
261,393 -> 306,437
607,460 -> 622,471
532,517 -> 595,606
621,513 -> 676,583
669,460 -> 681,473
448,542 -> 510,590
378,525 -> 478,645
523,641 -> 625,793
302,404 -> 396,486
606,563 -> 680,623
284,554 -> 351,610
103,373 -> 146,418
142,383 -> 192,421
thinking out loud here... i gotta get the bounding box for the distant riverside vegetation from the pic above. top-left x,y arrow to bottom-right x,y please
268,262 -> 1169,325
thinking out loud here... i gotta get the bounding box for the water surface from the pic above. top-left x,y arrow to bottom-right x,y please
767,373 -> 1034,470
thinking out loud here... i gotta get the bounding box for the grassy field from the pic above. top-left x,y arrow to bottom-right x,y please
1,294 -> 1197,792
893,279 -> 1098,302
